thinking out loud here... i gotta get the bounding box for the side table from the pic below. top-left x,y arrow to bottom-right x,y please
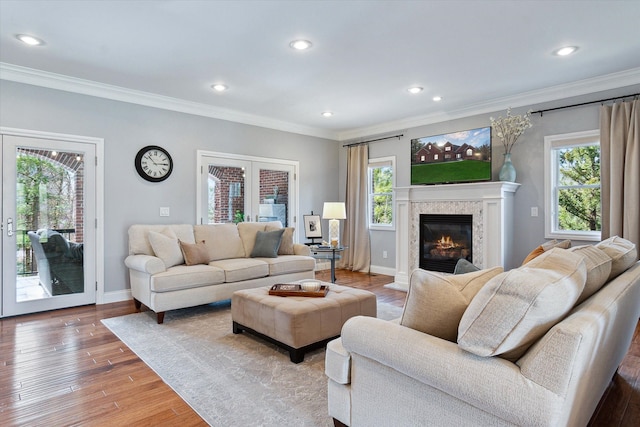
311,246 -> 345,283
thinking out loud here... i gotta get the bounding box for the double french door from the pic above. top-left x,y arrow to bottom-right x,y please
197,151 -> 298,228
1,131 -> 98,317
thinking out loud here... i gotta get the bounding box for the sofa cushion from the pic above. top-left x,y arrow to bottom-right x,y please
267,225 -> 295,255
522,239 -> 571,264
596,236 -> 638,281
150,264 -> 225,292
179,240 -> 210,266
194,223 -> 245,260
458,248 -> 586,361
238,222 -> 268,257
128,224 -> 195,255
148,229 -> 184,268
209,258 -> 269,282
251,229 -> 285,258
259,255 -> 317,276
400,267 -> 503,342
568,245 -> 612,304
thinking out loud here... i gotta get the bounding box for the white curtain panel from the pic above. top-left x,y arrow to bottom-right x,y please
338,144 -> 371,272
600,99 -> 640,247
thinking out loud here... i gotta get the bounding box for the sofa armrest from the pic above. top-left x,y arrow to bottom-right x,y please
326,338 -> 351,384
293,243 -> 311,256
124,254 -> 166,275
341,316 -> 560,425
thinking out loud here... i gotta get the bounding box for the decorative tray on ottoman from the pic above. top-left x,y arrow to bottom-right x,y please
269,282 -> 329,297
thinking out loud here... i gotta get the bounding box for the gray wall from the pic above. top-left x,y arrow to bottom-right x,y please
0,80 -> 340,294
3,79 -> 638,294
351,84 -> 640,270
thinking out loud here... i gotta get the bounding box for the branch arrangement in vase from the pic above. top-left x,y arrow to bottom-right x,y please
490,108 -> 533,154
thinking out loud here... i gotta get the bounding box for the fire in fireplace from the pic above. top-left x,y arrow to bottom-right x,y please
420,214 -> 472,273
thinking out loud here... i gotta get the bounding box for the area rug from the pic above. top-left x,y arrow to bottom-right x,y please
102,300 -> 403,426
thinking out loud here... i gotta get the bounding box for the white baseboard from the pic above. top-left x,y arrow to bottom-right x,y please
383,282 -> 408,292
100,289 -> 132,304
370,265 -> 396,277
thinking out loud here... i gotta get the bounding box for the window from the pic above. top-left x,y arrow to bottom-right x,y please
368,156 -> 395,230
544,130 -> 601,241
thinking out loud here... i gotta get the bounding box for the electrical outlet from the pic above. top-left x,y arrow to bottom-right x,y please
383,251 -> 388,259
531,207 -> 538,217
160,207 -> 170,217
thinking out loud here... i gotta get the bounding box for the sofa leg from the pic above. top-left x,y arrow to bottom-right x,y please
333,418 -> 348,427
157,312 -> 165,324
133,298 -> 141,311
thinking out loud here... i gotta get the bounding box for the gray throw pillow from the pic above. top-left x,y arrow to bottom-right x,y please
250,229 -> 285,258
454,259 -> 480,274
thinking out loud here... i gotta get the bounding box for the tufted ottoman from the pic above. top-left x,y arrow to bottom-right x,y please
231,283 -> 377,363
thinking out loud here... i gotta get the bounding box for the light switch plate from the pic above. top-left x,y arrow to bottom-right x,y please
160,207 -> 170,217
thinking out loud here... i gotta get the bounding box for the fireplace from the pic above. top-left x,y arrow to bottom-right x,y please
392,182 -> 519,291
420,214 -> 473,273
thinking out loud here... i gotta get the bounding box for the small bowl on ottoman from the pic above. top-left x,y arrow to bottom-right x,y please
301,280 -> 321,292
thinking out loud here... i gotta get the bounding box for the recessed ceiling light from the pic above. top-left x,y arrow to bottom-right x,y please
211,84 -> 228,92
16,34 -> 44,46
432,96 -> 443,102
290,40 -> 312,50
554,46 -> 578,56
321,111 -> 333,117
407,86 -> 423,94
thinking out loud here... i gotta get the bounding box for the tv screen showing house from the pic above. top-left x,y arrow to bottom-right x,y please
410,126 -> 492,185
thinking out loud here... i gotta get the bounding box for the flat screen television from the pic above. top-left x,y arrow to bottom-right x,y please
410,126 -> 492,185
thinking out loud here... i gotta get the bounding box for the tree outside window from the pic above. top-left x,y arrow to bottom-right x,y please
368,157 -> 395,229
544,130 -> 601,241
556,145 -> 601,232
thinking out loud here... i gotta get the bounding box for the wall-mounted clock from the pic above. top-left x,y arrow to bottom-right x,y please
135,145 -> 173,182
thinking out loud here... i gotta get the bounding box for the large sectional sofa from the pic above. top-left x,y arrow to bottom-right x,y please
326,236 -> 640,426
125,221 -> 315,323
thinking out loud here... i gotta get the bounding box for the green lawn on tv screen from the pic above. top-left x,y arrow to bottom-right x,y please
411,160 -> 491,185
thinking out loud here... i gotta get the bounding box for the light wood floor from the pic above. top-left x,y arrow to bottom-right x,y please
1,270 -> 638,426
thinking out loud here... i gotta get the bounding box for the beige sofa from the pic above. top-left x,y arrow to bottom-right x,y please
125,221 -> 315,323
326,237 -> 640,426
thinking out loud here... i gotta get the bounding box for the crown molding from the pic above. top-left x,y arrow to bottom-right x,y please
337,67 -> 640,141
3,62 -> 639,143
0,62 -> 339,141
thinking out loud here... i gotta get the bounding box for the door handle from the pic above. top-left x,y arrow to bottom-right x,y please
7,217 -> 14,237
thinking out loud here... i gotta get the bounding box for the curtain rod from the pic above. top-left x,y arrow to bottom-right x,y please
342,133 -> 403,147
531,93 -> 639,116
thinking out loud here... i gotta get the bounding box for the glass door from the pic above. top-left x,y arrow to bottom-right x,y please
1,135 -> 96,317
198,152 -> 298,228
254,161 -> 294,226
201,157 -> 251,224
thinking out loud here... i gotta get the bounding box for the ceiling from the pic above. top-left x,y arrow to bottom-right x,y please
1,0 -> 640,141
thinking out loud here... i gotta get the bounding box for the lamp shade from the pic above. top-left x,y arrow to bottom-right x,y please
322,202 -> 346,220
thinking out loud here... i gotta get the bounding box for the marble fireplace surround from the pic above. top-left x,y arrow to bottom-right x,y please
392,181 -> 520,291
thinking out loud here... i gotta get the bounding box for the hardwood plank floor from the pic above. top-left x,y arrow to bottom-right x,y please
0,270 -> 637,426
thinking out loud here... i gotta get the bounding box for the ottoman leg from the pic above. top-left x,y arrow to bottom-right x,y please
290,348 -> 305,364
232,321 -> 243,334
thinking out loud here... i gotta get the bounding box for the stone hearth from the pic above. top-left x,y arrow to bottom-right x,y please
393,181 -> 519,291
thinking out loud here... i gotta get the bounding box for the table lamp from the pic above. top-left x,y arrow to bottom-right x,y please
322,202 -> 346,247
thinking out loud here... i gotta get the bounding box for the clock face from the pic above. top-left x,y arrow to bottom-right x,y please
135,146 -> 173,182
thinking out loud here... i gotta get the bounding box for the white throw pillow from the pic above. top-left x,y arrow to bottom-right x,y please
458,248 -> 586,361
400,267 -> 503,342
568,245 -> 612,304
595,236 -> 638,281
148,229 -> 184,268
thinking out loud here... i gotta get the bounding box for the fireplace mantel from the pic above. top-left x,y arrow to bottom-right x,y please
393,181 -> 520,291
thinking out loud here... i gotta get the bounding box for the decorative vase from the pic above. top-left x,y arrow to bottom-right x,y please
499,153 -> 516,182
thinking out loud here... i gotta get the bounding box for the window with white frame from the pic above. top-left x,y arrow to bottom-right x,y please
368,156 -> 395,230
544,130 -> 601,241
